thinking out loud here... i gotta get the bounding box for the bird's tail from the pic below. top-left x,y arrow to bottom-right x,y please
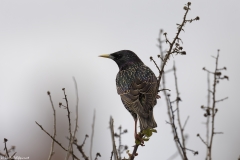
138,110 -> 157,131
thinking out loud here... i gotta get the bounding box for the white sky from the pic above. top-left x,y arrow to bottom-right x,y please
0,1 -> 239,160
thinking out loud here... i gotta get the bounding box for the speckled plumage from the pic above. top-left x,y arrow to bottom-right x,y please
100,50 -> 157,131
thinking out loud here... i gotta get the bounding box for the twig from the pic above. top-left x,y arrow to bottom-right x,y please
62,88 -> 73,160
4,138 -> 9,158
184,148 -> 198,155
167,96 -> 198,159
202,50 -> 228,160
167,97 -> 188,159
158,29 -> 183,159
206,71 -> 211,157
10,152 -> 17,159
90,109 -> 96,160
157,2 -> 199,89
182,116 -> 190,130
150,56 -> 161,76
208,52 -> 219,160
74,135 -> 89,160
215,97 -> 228,103
109,117 -> 119,160
2,139 -> 17,160
173,61 -> 187,157
167,135 -> 189,160
35,121 -> 80,160
47,91 -> 57,160
197,134 -> 208,147
110,151 -> 113,160
72,77 -> 79,160
114,126 -> 128,158
94,153 -> 101,160
117,126 -> 122,159
130,144 -> 141,160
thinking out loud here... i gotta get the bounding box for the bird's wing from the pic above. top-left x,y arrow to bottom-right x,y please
116,65 -> 157,118
133,66 -> 158,111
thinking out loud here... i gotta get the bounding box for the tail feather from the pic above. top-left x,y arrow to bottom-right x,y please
138,110 -> 157,131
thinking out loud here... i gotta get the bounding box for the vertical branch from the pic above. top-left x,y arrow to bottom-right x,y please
205,72 -> 211,159
74,135 -> 89,160
208,53 -> 219,160
167,97 -> 188,160
3,139 -> 17,160
109,116 -> 119,160
63,88 -> 73,160
47,91 -> 57,160
199,50 -> 228,160
72,77 -> 79,160
118,126 -> 122,159
173,62 -> 187,156
4,138 -> 9,158
90,109 -> 96,160
158,30 -> 184,159
157,2 -> 199,88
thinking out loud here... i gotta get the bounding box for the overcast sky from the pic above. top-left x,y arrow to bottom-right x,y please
0,1 -> 239,160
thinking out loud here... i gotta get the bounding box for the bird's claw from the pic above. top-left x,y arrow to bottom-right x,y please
156,94 -> 161,99
135,133 -> 145,146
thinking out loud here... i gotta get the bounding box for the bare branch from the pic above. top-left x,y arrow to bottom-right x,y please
215,97 -> 228,103
94,153 -> 101,160
72,77 -> 80,160
182,116 -> 190,130
90,109 -> 96,160
158,29 -> 183,159
74,135 -> 89,160
47,92 -> 57,160
173,62 -> 187,154
167,97 -> 188,159
35,121 -> 80,160
4,138 -> 9,158
157,2 -> 199,88
61,88 -> 73,160
109,117 -> 119,160
197,134 -> 208,147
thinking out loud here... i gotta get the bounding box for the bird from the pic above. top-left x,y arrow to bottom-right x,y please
99,50 -> 158,140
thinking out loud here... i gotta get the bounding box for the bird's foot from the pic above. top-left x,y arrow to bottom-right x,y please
156,94 -> 161,99
135,133 -> 145,146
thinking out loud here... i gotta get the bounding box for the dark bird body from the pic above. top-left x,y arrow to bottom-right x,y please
99,50 -> 157,135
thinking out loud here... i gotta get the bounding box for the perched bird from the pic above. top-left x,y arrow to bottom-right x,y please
99,50 -> 158,140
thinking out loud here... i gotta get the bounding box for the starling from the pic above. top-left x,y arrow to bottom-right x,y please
99,50 -> 158,139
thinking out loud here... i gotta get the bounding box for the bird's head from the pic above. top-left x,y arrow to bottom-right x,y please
99,50 -> 143,70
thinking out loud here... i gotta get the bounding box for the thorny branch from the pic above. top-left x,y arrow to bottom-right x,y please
167,96 -> 198,160
60,88 -> 74,160
157,29 -> 183,159
198,50 -> 228,160
155,2 -> 199,89
173,62 -> 187,158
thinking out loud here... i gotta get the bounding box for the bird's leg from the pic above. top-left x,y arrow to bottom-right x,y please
134,119 -> 144,145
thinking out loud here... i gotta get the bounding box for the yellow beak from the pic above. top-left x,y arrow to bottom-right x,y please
99,54 -> 113,59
